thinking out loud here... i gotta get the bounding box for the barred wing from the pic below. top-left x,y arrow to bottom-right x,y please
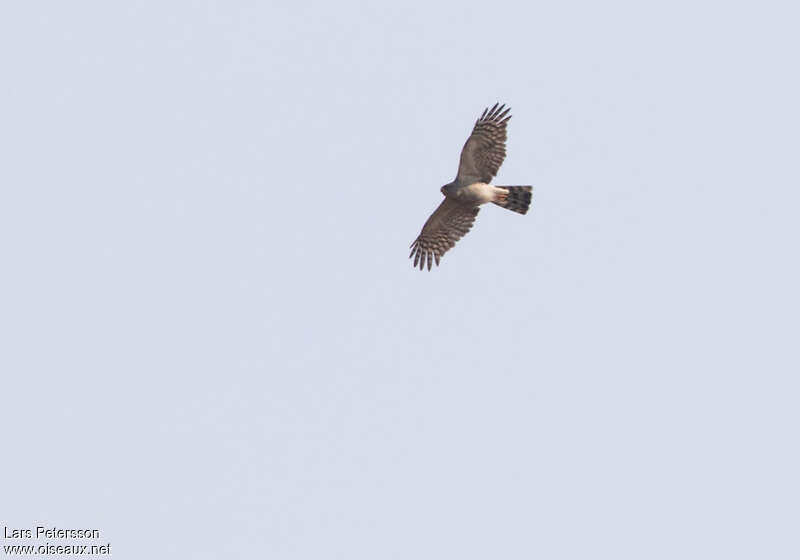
455,103 -> 511,185
409,198 -> 480,270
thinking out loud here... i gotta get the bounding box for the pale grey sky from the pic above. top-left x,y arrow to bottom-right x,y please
2,1 -> 799,558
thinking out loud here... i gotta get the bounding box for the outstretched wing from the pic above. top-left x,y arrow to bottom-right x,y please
409,198 -> 480,270
455,103 -> 511,185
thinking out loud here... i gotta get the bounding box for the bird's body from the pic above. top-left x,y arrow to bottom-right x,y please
410,103 -> 532,270
442,181 -> 499,204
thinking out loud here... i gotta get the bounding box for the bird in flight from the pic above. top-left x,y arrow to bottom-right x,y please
409,103 -> 532,270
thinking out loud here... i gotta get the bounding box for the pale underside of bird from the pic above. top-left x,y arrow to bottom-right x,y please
409,103 -> 532,270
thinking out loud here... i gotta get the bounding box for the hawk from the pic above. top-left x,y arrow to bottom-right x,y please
410,103 -> 532,270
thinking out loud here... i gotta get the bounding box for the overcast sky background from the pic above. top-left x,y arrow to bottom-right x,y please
2,1 -> 799,558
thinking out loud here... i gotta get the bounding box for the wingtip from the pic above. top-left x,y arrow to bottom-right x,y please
481,102 -> 512,122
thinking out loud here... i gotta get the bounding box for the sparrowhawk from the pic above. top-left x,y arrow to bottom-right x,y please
409,103 -> 532,270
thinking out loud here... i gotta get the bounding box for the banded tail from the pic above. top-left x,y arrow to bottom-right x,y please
493,186 -> 532,215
